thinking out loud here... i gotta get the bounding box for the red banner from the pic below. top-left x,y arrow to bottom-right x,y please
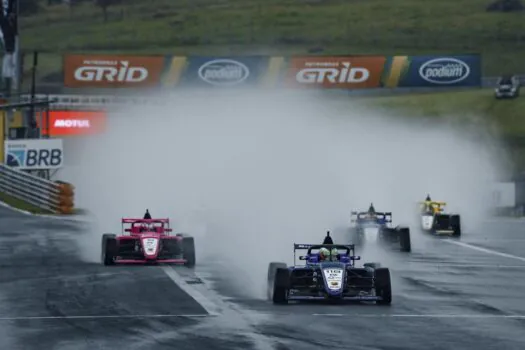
285,56 -> 386,89
39,110 -> 107,136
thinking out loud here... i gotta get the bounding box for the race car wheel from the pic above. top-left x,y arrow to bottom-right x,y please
374,268 -> 392,305
267,262 -> 287,300
450,215 -> 461,237
273,268 -> 290,304
399,228 -> 411,252
182,237 -> 196,267
101,233 -> 117,266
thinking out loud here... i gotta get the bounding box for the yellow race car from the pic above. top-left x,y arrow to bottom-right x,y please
419,195 -> 461,237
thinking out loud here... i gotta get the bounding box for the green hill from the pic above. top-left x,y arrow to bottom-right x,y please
18,0 -> 525,88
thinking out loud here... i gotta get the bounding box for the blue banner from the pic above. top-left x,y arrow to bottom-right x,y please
178,56 -> 270,87
396,55 -> 482,87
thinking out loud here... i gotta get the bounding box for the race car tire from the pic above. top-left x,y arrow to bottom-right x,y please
182,237 -> 196,267
267,262 -> 287,300
101,233 -> 117,266
273,268 -> 290,304
399,228 -> 411,252
450,215 -> 461,237
374,268 -> 392,305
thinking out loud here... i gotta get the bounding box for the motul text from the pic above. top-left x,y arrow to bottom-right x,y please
53,119 -> 91,128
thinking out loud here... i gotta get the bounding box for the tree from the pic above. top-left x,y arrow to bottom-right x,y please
486,0 -> 524,12
19,0 -> 40,16
94,0 -> 122,22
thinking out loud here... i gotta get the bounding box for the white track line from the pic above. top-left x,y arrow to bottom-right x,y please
408,262 -> 525,268
443,240 -> 525,262
2,313 -> 525,320
161,266 -> 221,316
0,314 -> 214,321
311,314 -> 525,318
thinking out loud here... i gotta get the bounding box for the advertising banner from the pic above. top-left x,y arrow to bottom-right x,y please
178,56 -> 271,87
5,139 -> 64,170
284,56 -> 387,89
63,54 -> 167,88
386,55 -> 482,88
39,110 -> 107,136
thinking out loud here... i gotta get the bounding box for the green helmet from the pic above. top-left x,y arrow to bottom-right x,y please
319,247 -> 330,258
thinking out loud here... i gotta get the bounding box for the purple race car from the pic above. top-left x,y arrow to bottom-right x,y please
267,243 -> 392,305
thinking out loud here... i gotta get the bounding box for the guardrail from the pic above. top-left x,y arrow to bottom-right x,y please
11,78 -> 524,109
18,94 -> 171,109
0,163 -> 75,214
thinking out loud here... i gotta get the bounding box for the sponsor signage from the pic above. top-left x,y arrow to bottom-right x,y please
179,56 -> 269,87
397,55 -> 481,87
5,139 -> 64,170
39,110 -> 107,136
284,56 -> 386,89
63,54 -> 166,88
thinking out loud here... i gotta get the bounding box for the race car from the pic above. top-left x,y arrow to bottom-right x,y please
494,75 -> 521,99
349,203 -> 411,252
101,211 -> 196,266
419,195 -> 461,237
267,242 -> 392,304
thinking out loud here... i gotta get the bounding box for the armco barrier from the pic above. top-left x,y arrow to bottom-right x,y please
0,163 -> 75,214
16,77 -> 524,109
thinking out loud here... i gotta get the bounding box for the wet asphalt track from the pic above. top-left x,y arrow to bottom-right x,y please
1,207 -> 525,350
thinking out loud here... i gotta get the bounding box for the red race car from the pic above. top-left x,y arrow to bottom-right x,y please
101,213 -> 195,266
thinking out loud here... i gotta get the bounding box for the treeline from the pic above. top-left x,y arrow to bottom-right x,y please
21,0 -> 128,18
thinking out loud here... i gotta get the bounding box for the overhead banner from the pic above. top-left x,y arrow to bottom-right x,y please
5,139 -> 64,170
39,110 -> 107,136
178,56 -> 271,87
386,55 -> 482,88
63,54 -> 167,88
284,56 -> 386,89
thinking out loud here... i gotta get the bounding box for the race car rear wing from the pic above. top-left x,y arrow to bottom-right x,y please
293,243 -> 360,263
121,218 -> 172,232
294,243 -> 355,250
419,201 -> 446,206
350,211 -> 392,223
122,218 -> 170,223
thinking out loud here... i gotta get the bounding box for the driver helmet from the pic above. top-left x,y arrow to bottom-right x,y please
319,247 -> 330,261
319,247 -> 339,261
330,248 -> 339,261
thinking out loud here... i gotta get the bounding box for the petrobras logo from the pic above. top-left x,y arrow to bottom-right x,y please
419,58 -> 470,84
197,59 -> 250,86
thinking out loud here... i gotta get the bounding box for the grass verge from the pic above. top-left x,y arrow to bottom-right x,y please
0,191 -> 54,214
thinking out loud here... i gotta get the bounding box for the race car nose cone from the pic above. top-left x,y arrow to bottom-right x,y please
142,237 -> 159,256
364,227 -> 379,242
421,215 -> 434,230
